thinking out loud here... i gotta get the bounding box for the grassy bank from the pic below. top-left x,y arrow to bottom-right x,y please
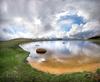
88,39 -> 100,45
0,39 -> 100,82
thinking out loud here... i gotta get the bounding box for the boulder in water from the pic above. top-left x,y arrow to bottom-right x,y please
36,48 -> 47,54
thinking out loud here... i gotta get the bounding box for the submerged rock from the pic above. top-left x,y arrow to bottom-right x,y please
36,48 -> 47,54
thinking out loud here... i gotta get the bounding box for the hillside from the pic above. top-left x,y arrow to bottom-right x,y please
89,36 -> 100,39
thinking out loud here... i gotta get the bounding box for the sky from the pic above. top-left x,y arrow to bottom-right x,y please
0,0 -> 100,40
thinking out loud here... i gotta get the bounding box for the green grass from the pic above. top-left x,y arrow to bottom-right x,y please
0,38 -> 100,82
89,39 -> 100,45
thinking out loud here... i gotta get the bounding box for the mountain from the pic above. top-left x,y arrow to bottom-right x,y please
89,35 -> 100,39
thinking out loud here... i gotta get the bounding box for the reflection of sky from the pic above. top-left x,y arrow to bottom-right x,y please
20,41 -> 100,63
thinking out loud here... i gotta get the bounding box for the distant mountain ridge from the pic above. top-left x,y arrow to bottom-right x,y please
89,35 -> 100,39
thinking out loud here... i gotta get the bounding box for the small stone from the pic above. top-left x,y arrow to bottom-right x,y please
36,48 -> 47,54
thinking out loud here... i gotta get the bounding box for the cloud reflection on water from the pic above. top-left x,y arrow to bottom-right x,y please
20,41 -> 100,74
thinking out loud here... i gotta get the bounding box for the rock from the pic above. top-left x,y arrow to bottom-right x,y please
36,48 -> 47,54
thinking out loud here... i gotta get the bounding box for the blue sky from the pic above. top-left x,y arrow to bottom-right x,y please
58,14 -> 86,32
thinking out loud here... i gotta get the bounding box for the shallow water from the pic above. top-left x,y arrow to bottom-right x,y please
20,41 -> 100,74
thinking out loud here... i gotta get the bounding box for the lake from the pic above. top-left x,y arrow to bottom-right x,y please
20,40 -> 100,74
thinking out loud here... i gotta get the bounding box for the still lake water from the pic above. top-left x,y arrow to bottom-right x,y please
20,40 -> 100,74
